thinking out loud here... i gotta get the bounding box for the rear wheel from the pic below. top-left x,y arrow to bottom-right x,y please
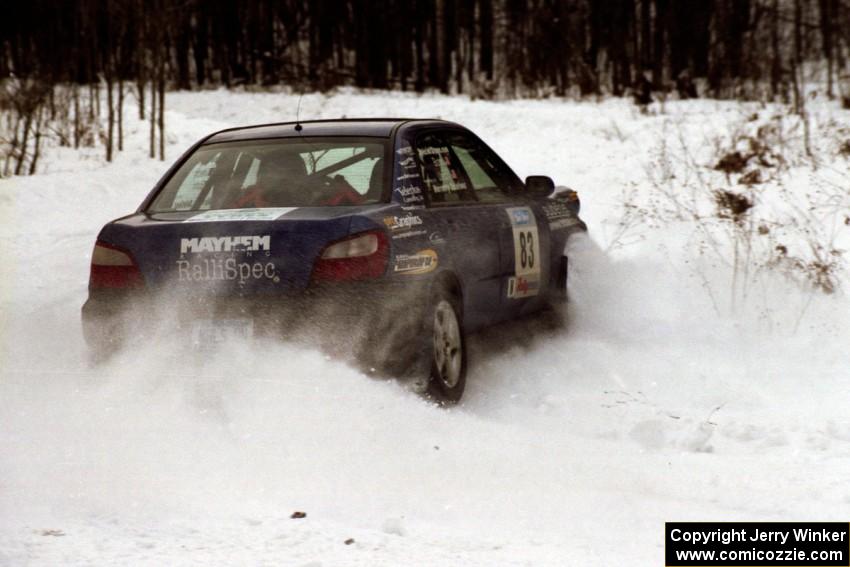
540,254 -> 573,330
551,255 -> 569,304
425,290 -> 467,403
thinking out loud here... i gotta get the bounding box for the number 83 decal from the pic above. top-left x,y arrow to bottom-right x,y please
506,207 -> 541,299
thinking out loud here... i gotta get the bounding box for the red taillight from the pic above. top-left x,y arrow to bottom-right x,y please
312,230 -> 389,282
89,241 -> 144,290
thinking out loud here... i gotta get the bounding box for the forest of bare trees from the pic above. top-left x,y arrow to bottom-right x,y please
2,0 -> 850,175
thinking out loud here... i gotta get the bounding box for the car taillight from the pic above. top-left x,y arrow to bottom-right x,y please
312,230 -> 389,282
89,241 -> 144,290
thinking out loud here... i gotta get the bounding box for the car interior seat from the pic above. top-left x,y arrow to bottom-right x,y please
257,150 -> 308,205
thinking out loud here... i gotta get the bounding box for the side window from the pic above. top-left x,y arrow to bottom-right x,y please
169,149 -> 252,211
171,155 -> 220,210
446,132 -> 518,203
297,147 -> 376,195
210,151 -> 261,208
415,133 -> 475,204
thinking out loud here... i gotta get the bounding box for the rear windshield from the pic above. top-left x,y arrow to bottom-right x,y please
147,137 -> 388,212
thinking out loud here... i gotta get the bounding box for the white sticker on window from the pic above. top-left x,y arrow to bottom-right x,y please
184,208 -> 298,223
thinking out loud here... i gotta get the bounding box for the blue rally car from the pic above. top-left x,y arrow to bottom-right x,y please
82,119 -> 586,401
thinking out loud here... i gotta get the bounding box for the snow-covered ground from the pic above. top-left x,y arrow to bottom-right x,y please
1,89 -> 849,565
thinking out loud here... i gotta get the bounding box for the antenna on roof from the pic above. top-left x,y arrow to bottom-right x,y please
295,93 -> 304,132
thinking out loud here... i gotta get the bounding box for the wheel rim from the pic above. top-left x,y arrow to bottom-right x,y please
432,299 -> 462,389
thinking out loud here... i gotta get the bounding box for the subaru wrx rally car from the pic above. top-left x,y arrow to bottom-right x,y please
82,119 -> 586,401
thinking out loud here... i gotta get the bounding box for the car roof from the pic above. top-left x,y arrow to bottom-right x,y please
204,118 -> 460,144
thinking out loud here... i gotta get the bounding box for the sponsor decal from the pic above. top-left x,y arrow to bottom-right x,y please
185,207 -> 296,223
430,181 -> 468,194
428,231 -> 446,244
549,217 -> 581,230
383,213 -> 423,231
180,235 -> 270,254
509,208 -> 532,226
176,258 -> 279,283
506,206 -> 541,298
417,147 -> 446,158
395,184 -> 425,205
393,249 -> 438,275
507,275 -> 541,298
177,233 -> 278,283
392,229 -> 427,240
541,201 -> 581,230
418,145 -> 468,194
542,200 -> 572,221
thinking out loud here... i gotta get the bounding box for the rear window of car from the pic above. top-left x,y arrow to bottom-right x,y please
147,137 -> 388,212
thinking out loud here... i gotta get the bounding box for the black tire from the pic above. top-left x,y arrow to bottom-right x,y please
424,287 -> 467,403
537,255 -> 569,331
551,255 -> 569,304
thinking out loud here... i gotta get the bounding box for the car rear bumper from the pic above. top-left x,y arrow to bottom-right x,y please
81,281 -> 428,354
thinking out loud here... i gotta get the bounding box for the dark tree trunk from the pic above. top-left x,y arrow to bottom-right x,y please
158,64 -> 165,160
14,112 -> 33,176
793,0 -> 803,112
641,0 -> 651,71
149,69 -> 156,159
415,0 -> 426,92
175,15 -> 191,90
819,0 -> 835,97
193,7 -> 209,86
653,0 -> 668,86
73,86 -> 81,149
354,0 -> 370,87
106,73 -> 114,162
480,0 -> 493,80
135,0 -> 145,120
29,106 -> 44,175
117,79 -> 124,151
771,0 -> 782,99
434,0 -> 447,92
